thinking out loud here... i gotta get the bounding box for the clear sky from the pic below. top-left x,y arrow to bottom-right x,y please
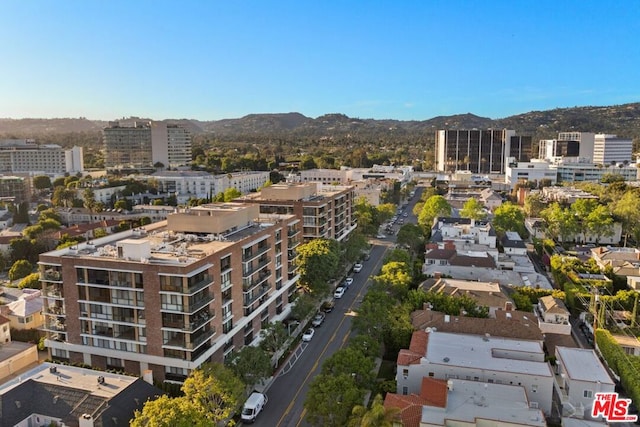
1,1 -> 639,121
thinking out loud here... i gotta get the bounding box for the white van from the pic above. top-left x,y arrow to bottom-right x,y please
241,392 -> 267,423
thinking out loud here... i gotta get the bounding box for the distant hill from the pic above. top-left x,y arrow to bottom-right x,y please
2,103 -> 640,142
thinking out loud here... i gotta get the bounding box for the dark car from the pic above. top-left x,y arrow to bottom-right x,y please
321,300 -> 335,313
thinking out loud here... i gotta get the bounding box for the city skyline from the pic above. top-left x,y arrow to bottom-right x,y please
1,1 -> 639,121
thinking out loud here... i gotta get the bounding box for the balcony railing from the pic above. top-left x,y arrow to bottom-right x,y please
43,320 -> 66,332
242,270 -> 271,291
242,257 -> 270,278
46,306 -> 66,316
43,288 -> 63,299
242,245 -> 270,263
243,285 -> 270,307
160,274 -> 213,295
161,292 -> 214,314
42,270 -> 62,282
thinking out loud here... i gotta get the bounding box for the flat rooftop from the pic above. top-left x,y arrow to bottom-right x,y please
421,379 -> 545,426
40,211 -> 296,267
0,362 -> 137,399
426,331 -> 552,377
556,346 -> 614,384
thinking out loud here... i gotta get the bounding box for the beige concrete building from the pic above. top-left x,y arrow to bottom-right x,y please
39,203 -> 301,383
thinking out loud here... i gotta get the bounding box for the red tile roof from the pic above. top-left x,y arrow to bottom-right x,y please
384,378 -> 449,427
421,377 -> 448,408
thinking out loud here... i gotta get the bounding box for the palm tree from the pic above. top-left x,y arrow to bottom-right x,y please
348,394 -> 400,427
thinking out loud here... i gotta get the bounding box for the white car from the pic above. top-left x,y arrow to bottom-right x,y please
311,312 -> 325,327
334,286 -> 346,299
353,263 -> 363,273
302,328 -> 315,342
344,277 -> 354,288
376,234 -> 387,239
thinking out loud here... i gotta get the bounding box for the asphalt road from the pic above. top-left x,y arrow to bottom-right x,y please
251,243 -> 389,427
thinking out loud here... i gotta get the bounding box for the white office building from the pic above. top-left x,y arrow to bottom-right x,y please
0,139 -> 83,175
593,134 -> 633,165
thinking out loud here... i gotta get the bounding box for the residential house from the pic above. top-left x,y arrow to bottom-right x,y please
612,334 -> 640,356
591,246 -> 640,277
537,295 -> 571,335
0,288 -> 44,330
420,278 -> 512,317
501,231 -> 527,255
0,315 -> 39,382
554,346 -> 616,421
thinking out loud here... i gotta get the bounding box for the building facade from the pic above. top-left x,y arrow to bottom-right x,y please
39,203 -> 301,382
0,139 -> 83,175
435,129 -> 520,174
593,134 -> 633,165
103,121 -> 192,171
239,182 -> 356,242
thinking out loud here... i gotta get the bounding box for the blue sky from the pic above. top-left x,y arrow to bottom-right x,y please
1,1 -> 639,121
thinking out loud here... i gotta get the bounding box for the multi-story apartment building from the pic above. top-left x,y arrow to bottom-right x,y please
103,121 -> 192,171
239,182 -> 356,242
0,139 -> 83,175
149,170 -> 270,204
396,329 -> 554,415
592,133 -> 633,165
39,203 -> 301,383
435,129 -> 523,174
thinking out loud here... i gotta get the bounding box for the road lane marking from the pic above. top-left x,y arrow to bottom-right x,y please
276,245 -> 389,427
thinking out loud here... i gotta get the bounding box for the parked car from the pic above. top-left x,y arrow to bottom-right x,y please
376,234 -> 387,239
312,312 -> 326,327
334,286 -> 346,299
321,300 -> 335,313
353,263 -> 363,273
302,328 -> 315,342
344,277 -> 354,287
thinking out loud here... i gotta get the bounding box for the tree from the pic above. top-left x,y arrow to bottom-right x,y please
523,193 -> 546,218
375,203 -> 396,224
342,231 -> 369,264
374,261 -> 412,299
418,195 -> 451,231
348,335 -> 381,359
396,223 -> 424,254
33,175 -> 52,190
585,204 -> 614,243
459,198 -> 486,220
19,272 -> 41,289
9,259 -> 33,281
52,186 -> 76,208
305,373 -> 364,427
228,345 -> 272,387
348,394 -> 399,427
322,347 -> 376,389
300,155 -> 318,170
352,290 -> 394,341
259,321 -> 289,357
223,187 -> 241,201
295,239 -> 340,295
290,292 -> 315,321
181,363 -> 245,424
353,197 -> 378,236
541,203 -> 578,243
39,209 -> 62,223
614,191 -> 640,246
83,188 -> 97,212
131,395 -> 208,427
492,202 -> 527,237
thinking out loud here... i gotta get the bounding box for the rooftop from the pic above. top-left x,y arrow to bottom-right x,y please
422,331 -> 552,377
41,206 -> 295,267
556,346 -> 615,385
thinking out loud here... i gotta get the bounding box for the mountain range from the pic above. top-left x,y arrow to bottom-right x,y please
1,103 -> 640,142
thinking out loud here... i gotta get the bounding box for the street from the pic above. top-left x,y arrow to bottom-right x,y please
252,244 -> 389,427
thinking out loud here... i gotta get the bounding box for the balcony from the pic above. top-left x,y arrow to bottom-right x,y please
242,245 -> 270,263
160,274 -> 213,295
43,287 -> 63,299
46,305 -> 66,316
43,319 -> 66,332
243,285 -> 270,307
242,269 -> 271,291
161,292 -> 214,314
242,257 -> 270,278
42,269 -> 62,282
288,228 -> 300,237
